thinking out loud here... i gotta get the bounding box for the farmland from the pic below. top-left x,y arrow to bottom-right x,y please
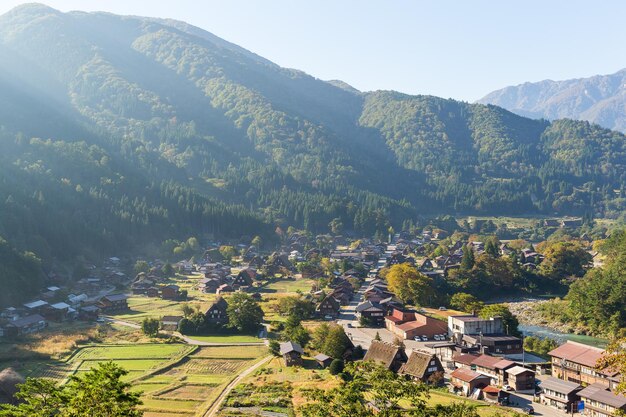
22,343 -> 268,417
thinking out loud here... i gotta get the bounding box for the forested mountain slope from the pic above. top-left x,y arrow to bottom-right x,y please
478,68 -> 626,133
1,4 -> 626,301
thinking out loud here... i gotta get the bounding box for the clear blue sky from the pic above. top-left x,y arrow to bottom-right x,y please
2,1 -> 625,101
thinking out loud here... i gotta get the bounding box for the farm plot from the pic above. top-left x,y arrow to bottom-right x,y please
139,345 -> 267,416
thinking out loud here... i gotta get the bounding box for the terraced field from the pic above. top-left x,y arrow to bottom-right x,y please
27,343 -> 266,416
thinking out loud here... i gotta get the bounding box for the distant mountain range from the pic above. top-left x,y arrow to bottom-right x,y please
1,4 -> 626,302
478,69 -> 626,133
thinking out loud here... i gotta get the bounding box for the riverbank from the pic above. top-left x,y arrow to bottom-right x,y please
506,300 -> 608,347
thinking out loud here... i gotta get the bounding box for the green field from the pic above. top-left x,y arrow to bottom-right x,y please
30,343 -> 267,416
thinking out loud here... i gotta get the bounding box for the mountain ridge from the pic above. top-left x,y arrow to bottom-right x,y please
478,68 -> 626,133
1,4 -> 626,302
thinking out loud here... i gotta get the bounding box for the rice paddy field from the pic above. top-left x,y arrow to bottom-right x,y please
23,343 -> 268,417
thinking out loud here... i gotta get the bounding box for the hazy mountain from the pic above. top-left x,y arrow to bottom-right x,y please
1,4 -> 626,301
478,69 -> 626,133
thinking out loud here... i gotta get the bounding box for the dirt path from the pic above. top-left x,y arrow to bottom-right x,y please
202,355 -> 273,417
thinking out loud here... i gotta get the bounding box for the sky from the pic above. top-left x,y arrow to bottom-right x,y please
1,1 -> 625,101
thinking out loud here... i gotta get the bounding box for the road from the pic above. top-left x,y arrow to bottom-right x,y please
202,355 -> 272,417
507,392 -> 569,417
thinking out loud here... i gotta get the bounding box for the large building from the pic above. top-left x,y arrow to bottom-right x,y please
448,315 -> 504,339
385,308 -> 447,340
548,341 -> 619,387
578,383 -> 626,417
447,314 -> 522,355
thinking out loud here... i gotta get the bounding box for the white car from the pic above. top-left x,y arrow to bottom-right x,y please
414,336 -> 421,341
421,335 -> 428,341
433,335 -> 441,341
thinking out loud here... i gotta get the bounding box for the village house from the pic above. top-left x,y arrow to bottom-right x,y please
280,341 -> 303,367
78,305 -> 100,321
216,284 -> 234,295
316,295 -> 340,318
205,298 -> 229,326
314,353 -> 333,369
461,334 -> 523,355
234,269 -> 256,287
539,376 -> 583,412
97,294 -> 129,313
161,285 -> 182,300
355,301 -> 385,327
577,383 -> 626,417
363,340 -> 408,372
549,341 -> 618,387
505,366 -> 535,393
2,314 -> 47,337
160,315 -> 183,331
450,368 -> 491,397
399,351 -> 444,384
471,354 -> 515,386
385,308 -> 448,341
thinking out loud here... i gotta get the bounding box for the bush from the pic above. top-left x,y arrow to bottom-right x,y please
329,359 -> 344,375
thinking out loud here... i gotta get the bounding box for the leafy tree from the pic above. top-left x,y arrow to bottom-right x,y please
311,323 -> 351,358
1,362 -> 142,417
374,332 -> 382,341
251,235 -> 263,248
134,260 -> 149,275
226,292 -> 264,332
329,218 -> 343,235
180,303 -> 195,318
385,263 -> 434,305
268,340 -> 281,357
538,241 -> 592,281
328,359 -> 344,375
141,317 -> 160,337
449,293 -> 484,314
219,245 -> 237,261
161,262 -> 174,277
479,304 -> 520,337
0,378 -> 63,417
300,361 -> 428,417
484,236 -> 500,258
460,245 -> 475,271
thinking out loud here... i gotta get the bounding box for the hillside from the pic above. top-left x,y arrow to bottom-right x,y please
478,68 -> 626,133
1,4 -> 626,301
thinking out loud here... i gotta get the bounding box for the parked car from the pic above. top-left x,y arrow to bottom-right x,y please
347,323 -> 353,328
421,335 -> 428,341
502,384 -> 513,391
414,336 -> 421,341
433,335 -> 441,341
523,406 -> 534,415
438,306 -> 447,311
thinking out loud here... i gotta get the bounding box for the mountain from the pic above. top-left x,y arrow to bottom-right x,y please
478,69 -> 626,133
1,4 -> 626,302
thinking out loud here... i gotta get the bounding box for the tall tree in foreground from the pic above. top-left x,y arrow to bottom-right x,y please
0,362 -> 142,416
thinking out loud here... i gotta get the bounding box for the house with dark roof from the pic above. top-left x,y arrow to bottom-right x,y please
161,315 -> 183,331
577,383 -> 626,417
316,295 -> 340,318
234,269 -> 256,287
2,314 -> 47,337
204,298 -> 229,326
400,351 -> 444,384
539,376 -> 583,412
363,340 -> 407,372
161,284 -> 182,300
280,341 -> 304,367
97,294 -> 129,313
314,353 -> 333,368
549,341 -> 618,387
355,301 -> 385,327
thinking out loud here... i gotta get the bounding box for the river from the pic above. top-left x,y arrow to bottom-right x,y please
518,324 -> 608,348
506,300 -> 609,348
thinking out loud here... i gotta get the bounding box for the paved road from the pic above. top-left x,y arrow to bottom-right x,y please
203,355 -> 272,417
507,391 -> 570,417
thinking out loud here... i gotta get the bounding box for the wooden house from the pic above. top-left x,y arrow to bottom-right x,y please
450,368 -> 491,397
280,341 -> 304,367
505,366 -> 535,394
400,351 -> 444,384
97,294 -> 129,313
314,353 -> 333,368
363,340 -> 407,372
316,295 -> 340,317
205,298 -> 229,326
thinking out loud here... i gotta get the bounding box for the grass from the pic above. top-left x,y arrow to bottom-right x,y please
73,344 -> 191,360
426,391 -> 518,417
